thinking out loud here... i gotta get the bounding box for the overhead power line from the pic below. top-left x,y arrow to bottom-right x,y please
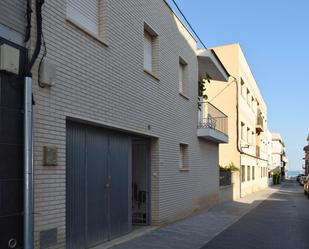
171,0 -> 208,49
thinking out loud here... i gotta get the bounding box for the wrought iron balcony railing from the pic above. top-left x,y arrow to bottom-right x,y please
198,102 -> 228,136
256,109 -> 264,133
257,115 -> 264,127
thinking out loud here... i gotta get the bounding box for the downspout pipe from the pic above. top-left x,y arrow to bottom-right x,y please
24,76 -> 34,249
230,76 -> 243,198
24,1 -> 45,249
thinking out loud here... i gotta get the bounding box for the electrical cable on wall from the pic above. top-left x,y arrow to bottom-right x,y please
38,30 -> 47,88
207,78 -> 236,103
170,0 -> 207,49
25,0 -> 32,43
25,0 -> 45,76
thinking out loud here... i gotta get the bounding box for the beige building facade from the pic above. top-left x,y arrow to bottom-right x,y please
271,133 -> 288,179
207,44 -> 269,199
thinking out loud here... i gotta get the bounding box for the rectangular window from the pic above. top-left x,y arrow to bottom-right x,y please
252,166 -> 255,180
144,31 -> 153,73
241,122 -> 245,140
179,58 -> 187,94
179,144 -> 189,170
240,78 -> 245,97
241,165 -> 246,182
247,88 -> 250,105
252,131 -> 255,145
67,0 -> 99,35
179,63 -> 184,93
143,23 -> 158,77
251,96 -> 255,110
247,127 -> 250,144
247,166 -> 251,181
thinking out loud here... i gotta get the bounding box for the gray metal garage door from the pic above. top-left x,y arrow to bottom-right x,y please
66,121 -> 132,249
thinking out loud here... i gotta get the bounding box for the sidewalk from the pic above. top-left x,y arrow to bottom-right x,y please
96,186 -> 280,249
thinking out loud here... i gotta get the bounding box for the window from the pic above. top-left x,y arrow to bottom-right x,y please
241,165 -> 246,182
240,78 -> 245,97
67,0 -> 99,35
252,166 -> 255,180
247,127 -> 250,144
241,122 -> 245,140
144,31 -> 153,73
251,96 -> 255,110
179,144 -> 189,170
144,24 -> 158,77
179,58 -> 188,95
179,63 -> 184,93
247,88 -> 250,105
247,166 -> 251,181
251,131 -> 255,145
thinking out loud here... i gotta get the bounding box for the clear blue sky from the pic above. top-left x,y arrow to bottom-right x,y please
167,0 -> 309,171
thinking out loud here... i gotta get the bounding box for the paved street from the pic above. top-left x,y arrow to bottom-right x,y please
201,181 -> 309,249
102,182 -> 309,249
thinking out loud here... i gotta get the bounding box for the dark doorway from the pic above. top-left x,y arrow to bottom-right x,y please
0,38 -> 26,249
132,139 -> 150,226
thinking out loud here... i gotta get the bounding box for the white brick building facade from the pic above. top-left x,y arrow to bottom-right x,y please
24,1 -> 227,248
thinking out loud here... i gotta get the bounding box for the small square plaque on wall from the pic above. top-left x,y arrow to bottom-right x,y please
43,146 -> 58,166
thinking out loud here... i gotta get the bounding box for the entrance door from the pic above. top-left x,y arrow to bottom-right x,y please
0,39 -> 26,249
66,122 -> 132,249
132,140 -> 150,225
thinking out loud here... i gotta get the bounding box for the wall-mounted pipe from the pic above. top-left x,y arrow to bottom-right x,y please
24,76 -> 34,249
24,1 -> 45,249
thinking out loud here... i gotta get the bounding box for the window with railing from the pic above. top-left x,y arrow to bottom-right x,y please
198,102 -> 228,135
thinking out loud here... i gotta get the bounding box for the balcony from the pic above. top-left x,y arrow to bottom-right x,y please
197,102 -> 228,143
256,115 -> 264,133
197,49 -> 229,82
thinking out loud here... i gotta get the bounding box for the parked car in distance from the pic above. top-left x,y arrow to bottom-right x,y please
304,177 -> 309,198
297,174 -> 305,182
299,176 -> 307,186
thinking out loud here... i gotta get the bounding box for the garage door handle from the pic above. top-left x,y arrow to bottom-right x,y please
8,238 -> 17,248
